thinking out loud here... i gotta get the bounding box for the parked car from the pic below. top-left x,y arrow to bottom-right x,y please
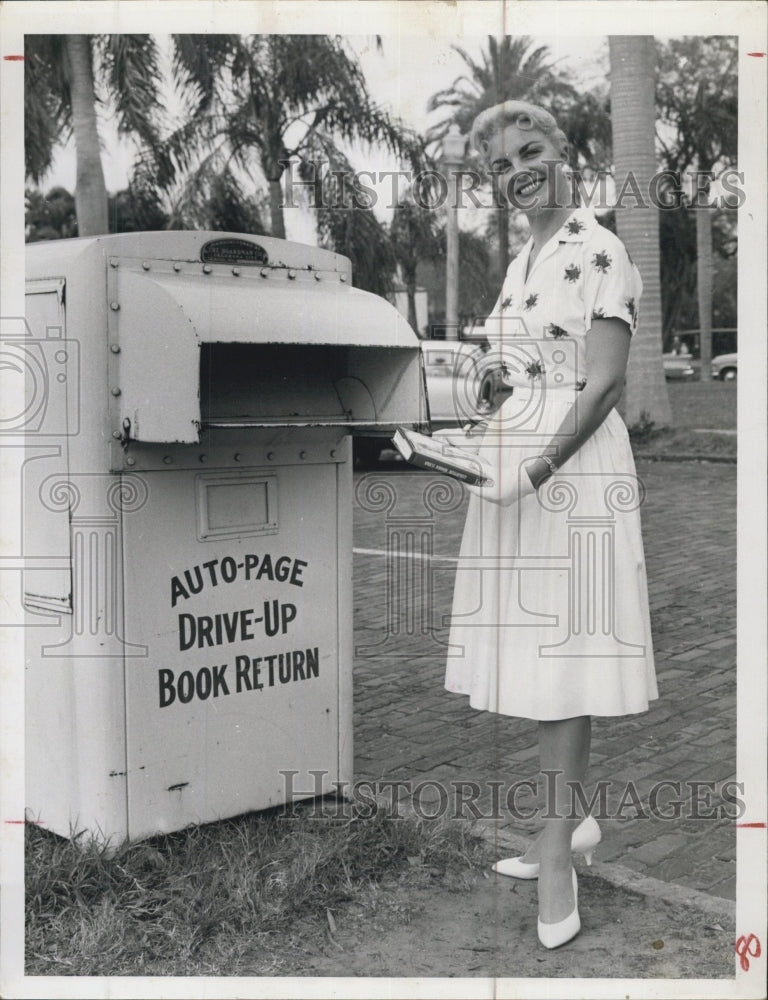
711,352 -> 737,380
675,328 -> 737,359
421,340 -> 490,429
662,352 -> 696,380
353,339 -> 491,467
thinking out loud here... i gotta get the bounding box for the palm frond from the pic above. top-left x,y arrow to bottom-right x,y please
24,36 -> 72,180
171,34 -> 238,115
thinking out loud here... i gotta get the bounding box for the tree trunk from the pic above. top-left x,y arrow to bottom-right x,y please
609,36 -> 672,429
269,177 -> 286,239
498,204 -> 509,280
64,35 -> 108,236
445,188 -> 460,340
405,270 -> 419,332
695,202 -> 713,381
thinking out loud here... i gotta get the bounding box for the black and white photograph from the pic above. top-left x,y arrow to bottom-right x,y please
1,2 -> 766,997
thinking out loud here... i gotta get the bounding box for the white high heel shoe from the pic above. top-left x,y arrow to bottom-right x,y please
492,815 -> 601,879
537,867 -> 580,949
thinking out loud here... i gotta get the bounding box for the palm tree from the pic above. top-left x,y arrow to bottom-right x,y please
25,35 -> 171,236
389,195 -> 443,331
608,36 -> 671,428
655,36 -> 737,378
313,148 -> 398,298
25,186 -> 78,241
427,36 -> 577,275
168,35 -> 425,241
166,162 -> 269,235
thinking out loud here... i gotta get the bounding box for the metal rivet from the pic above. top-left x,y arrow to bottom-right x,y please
173,263 -> 181,272
314,272 -> 322,281
142,261 -> 150,271
111,386 -> 121,396
126,457 -> 136,467
330,449 -> 336,457
267,451 -> 275,460
299,450 -> 307,460
110,260 -> 118,269
232,267 -> 241,277
112,430 -> 121,439
163,455 -> 173,465
202,264 -> 212,274
260,268 -> 269,278
199,454 -> 207,463
110,301 -> 120,311
340,274 -> 347,283
288,269 -> 297,280
233,453 -> 241,462
110,344 -> 120,354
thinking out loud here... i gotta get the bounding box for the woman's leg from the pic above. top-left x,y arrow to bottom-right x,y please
537,715 -> 591,924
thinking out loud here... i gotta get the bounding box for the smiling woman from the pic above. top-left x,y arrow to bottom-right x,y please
443,99 -> 658,952
473,101 -> 572,217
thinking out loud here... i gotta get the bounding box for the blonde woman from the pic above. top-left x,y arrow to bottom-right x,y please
445,101 -> 658,948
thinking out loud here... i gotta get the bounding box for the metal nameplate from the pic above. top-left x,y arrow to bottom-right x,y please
200,238 -> 269,266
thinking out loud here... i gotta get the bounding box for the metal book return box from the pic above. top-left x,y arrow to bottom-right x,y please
18,231 -> 423,843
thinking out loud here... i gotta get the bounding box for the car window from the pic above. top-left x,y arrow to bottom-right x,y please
423,348 -> 457,367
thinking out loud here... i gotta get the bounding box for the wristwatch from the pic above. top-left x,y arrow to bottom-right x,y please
536,455 -> 558,489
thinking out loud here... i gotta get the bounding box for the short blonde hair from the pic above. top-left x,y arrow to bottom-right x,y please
470,100 -> 568,159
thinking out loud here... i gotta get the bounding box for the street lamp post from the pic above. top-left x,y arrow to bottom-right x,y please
442,125 -> 467,341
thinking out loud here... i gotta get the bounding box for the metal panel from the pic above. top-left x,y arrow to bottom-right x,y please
120,264 -> 415,347
335,443 -> 354,787
24,464 -> 134,840
22,280 -> 72,614
108,260 -> 422,446
121,461 -> 343,838
196,471 -> 278,541
110,268 -> 201,445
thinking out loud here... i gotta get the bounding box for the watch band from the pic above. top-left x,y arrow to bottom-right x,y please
536,455 -> 558,489
540,456 -> 558,478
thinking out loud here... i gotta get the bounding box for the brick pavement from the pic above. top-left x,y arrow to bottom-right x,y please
352,459 -> 737,901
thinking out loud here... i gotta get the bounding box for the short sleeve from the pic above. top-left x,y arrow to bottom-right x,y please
583,235 -> 643,335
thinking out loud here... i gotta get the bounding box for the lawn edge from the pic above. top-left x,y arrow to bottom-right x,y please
476,821 -> 736,921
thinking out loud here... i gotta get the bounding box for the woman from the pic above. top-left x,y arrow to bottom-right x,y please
444,101 -> 658,949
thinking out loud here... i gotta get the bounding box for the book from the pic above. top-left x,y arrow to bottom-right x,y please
391,427 -> 494,486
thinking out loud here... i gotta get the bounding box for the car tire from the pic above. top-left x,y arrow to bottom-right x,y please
720,368 -> 737,381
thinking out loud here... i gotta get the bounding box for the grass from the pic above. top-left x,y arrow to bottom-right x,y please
25,799 -> 490,976
666,379 -> 736,431
629,380 -> 736,460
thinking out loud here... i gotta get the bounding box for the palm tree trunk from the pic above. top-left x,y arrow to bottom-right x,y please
497,205 -> 509,280
269,177 -> 286,239
609,36 -> 672,428
406,276 -> 418,332
695,202 -> 713,381
64,35 -> 108,236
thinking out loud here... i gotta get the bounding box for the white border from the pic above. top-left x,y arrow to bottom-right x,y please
2,2 -> 766,998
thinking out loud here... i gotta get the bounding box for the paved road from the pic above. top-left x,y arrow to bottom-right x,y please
352,459 -> 737,902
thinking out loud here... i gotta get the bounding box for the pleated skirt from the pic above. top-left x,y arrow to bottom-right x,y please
444,386 -> 658,720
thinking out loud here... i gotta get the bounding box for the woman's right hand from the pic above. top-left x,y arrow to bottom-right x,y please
432,420 -> 488,456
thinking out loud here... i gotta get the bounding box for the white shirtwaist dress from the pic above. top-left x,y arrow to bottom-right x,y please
445,208 -> 659,720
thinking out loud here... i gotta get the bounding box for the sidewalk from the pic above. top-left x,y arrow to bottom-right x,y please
352,459 -> 737,907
